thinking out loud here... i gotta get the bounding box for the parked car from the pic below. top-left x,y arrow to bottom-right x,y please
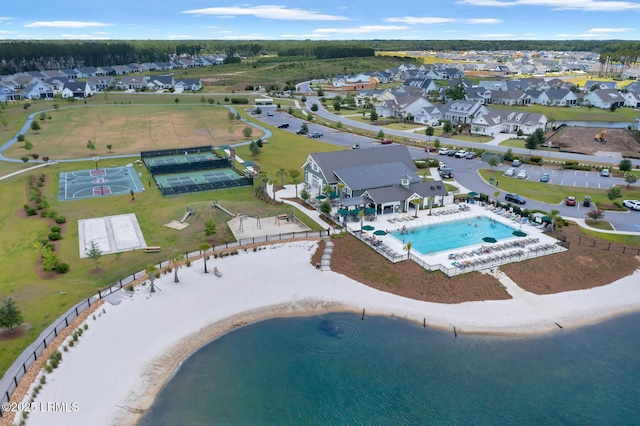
504,168 -> 516,177
277,123 -> 289,129
380,139 -> 393,145
505,193 -> 526,204
583,196 -> 591,207
512,159 -> 522,167
540,172 -> 550,182
447,149 -> 457,156
623,199 -> 640,211
464,152 -> 477,159
352,144 -> 360,149
566,196 -> 577,206
296,128 -> 308,135
267,111 -> 274,116
438,163 -> 447,170
600,168 -> 611,177
517,169 -> 528,179
425,146 -> 437,152
438,148 -> 449,155
308,131 -> 323,138
439,168 -> 454,179
454,150 -> 467,158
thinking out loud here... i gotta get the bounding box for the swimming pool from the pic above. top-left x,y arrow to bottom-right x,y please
391,216 -> 517,255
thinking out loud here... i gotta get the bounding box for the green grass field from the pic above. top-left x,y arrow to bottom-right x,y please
0,100 -> 341,375
488,103 -> 639,122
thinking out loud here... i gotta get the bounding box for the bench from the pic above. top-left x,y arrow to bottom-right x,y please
144,246 -> 161,253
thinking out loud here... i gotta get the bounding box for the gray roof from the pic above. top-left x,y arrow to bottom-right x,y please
309,145 -> 417,184
334,161 -> 420,191
364,181 -> 447,204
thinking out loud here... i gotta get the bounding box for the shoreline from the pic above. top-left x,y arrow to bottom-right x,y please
20,241 -> 640,426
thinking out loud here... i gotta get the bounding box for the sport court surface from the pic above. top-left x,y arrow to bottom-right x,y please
78,214 -> 147,258
58,165 -> 144,201
143,152 -> 217,167
154,168 -> 242,190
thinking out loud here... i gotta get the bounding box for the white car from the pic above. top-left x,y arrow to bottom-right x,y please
454,150 -> 467,158
623,200 -> 640,211
438,147 -> 449,155
600,169 -> 611,177
504,168 -> 516,177
517,169 -> 528,179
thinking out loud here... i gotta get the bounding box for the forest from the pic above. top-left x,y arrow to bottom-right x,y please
1,39 -> 639,74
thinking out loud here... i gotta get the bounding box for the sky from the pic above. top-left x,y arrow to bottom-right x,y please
1,1 -> 639,41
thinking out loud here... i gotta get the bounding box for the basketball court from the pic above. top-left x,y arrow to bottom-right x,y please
58,165 -> 144,201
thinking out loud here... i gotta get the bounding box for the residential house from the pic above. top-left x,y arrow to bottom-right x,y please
583,80 -> 617,92
0,84 -> 23,102
87,75 -> 115,91
441,100 -> 488,124
543,88 -> 577,106
61,81 -> 93,99
147,75 -> 174,90
22,78 -> 54,100
111,65 -> 132,75
621,67 -> 640,80
471,109 -> 547,136
77,67 -> 97,78
582,89 -> 625,109
622,91 -> 640,108
403,78 -> 437,93
175,78 -> 203,91
489,89 -> 531,105
623,81 -> 640,92
302,145 -> 448,215
115,76 -> 147,90
413,105 -> 443,126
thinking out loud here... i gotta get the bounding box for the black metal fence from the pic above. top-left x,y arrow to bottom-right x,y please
145,157 -> 231,175
0,230 -> 326,418
576,235 -> 640,255
140,145 -> 213,158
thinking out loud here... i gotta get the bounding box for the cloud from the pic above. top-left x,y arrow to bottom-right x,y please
60,34 -> 110,40
312,25 -> 409,34
588,27 -> 635,33
25,21 -> 113,28
167,35 -> 195,39
457,0 -> 640,12
181,5 -> 348,20
385,16 -> 501,24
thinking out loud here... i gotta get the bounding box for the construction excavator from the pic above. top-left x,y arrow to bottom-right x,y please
595,130 -> 607,143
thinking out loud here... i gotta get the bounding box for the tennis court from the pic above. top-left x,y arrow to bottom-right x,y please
153,168 -> 252,196
58,165 -> 144,201
144,153 -> 216,168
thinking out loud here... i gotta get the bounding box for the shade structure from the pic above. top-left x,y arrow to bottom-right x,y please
315,194 -> 327,200
362,225 -> 375,231
373,230 -> 387,236
364,207 -> 376,215
513,230 -> 527,237
338,208 -> 349,215
482,237 -> 498,243
541,216 -> 552,223
468,191 -> 479,197
349,208 -> 361,215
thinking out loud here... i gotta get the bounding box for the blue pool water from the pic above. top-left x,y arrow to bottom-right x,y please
391,216 -> 517,255
140,312 -> 640,425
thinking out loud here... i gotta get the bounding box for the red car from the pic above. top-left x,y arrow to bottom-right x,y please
566,196 -> 576,206
380,139 -> 393,145
425,146 -> 437,152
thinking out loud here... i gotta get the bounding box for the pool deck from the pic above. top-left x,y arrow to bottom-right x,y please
343,203 -> 564,276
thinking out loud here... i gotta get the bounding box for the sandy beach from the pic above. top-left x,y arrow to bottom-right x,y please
22,240 -> 640,426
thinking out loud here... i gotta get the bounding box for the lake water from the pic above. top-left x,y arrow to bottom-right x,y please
140,312 -> 640,425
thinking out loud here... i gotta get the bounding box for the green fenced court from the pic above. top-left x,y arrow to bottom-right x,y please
153,168 -> 253,196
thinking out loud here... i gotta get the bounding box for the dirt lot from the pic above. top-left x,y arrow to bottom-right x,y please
311,224 -> 639,304
546,127 -> 640,157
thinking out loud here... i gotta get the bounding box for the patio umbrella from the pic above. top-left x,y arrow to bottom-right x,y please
482,237 -> 498,243
541,216 -> 552,223
373,230 -> 387,236
338,208 -> 349,215
513,230 -> 527,237
364,207 -> 376,215
468,191 -> 479,197
329,191 -> 340,199
315,194 -> 327,200
362,225 -> 375,231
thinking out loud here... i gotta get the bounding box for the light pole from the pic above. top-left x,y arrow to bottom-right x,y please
92,155 -> 99,170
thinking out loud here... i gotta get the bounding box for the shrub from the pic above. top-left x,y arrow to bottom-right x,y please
24,205 -> 37,216
51,225 -> 61,233
83,323 -> 88,330
48,231 -> 62,241
68,340 -> 74,347
185,259 -> 191,267
40,375 -> 46,384
230,97 -> 249,104
530,156 -> 542,164
55,262 -> 69,274
44,364 -> 53,373
54,216 -> 66,224
126,284 -> 134,292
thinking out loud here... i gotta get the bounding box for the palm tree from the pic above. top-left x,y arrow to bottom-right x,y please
322,184 -> 333,197
549,209 -> 560,231
198,242 -> 210,273
170,250 -> 184,283
336,182 -> 346,198
146,264 -> 158,293
403,241 -> 413,261
276,168 -> 287,187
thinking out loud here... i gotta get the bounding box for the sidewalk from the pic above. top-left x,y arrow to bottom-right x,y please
269,183 -> 335,233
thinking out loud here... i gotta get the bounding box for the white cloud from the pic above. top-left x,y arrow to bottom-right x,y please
475,33 -> 517,37
25,21 -> 113,28
181,5 -> 348,20
385,16 -> 501,24
0,17 -> 13,21
167,35 -> 195,39
588,27 -> 635,33
457,0 -> 640,12
313,25 -> 409,34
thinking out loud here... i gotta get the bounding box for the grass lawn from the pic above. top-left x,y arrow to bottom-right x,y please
0,103 -> 338,374
5,104 -> 264,160
478,169 -> 640,206
382,122 -> 424,131
450,135 -> 493,143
